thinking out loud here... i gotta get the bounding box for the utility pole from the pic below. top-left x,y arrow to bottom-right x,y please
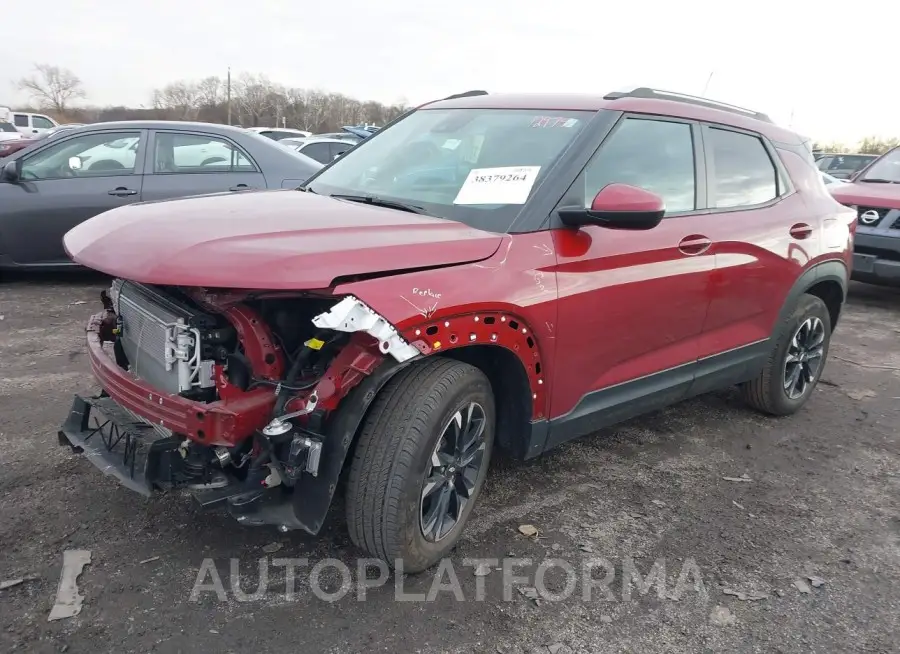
226,67 -> 232,125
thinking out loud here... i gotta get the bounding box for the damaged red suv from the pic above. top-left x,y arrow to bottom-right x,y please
60,88 -> 855,571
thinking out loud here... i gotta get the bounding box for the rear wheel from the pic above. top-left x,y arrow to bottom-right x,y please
345,358 -> 495,572
740,293 -> 831,415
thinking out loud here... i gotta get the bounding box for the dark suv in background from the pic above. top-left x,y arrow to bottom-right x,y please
830,146 -> 900,285
815,152 -> 878,180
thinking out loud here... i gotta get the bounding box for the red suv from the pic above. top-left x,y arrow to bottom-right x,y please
59,87 -> 855,571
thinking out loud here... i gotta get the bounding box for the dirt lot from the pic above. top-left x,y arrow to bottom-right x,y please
0,273 -> 898,654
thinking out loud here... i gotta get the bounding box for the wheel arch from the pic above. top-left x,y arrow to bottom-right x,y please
777,259 -> 848,332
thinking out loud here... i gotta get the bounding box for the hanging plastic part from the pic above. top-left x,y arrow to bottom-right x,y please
312,296 -> 421,363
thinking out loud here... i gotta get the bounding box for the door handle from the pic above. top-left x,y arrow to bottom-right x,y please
789,223 -> 813,240
229,184 -> 252,192
678,234 -> 712,256
108,188 -> 138,196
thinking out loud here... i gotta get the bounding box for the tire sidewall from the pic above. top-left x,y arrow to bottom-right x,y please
768,295 -> 832,412
395,373 -> 495,572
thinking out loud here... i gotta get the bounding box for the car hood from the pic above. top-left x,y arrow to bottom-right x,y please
63,189 -> 504,289
830,182 -> 900,211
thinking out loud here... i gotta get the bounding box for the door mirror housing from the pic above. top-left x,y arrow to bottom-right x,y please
559,183 -> 666,230
1,160 -> 20,183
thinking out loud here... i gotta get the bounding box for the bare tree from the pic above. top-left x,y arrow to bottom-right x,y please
15,64 -> 86,116
234,73 -> 277,126
857,137 -> 900,155
196,76 -> 222,107
151,81 -> 201,120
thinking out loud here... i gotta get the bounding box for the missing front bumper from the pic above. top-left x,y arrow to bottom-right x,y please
58,394 -> 185,496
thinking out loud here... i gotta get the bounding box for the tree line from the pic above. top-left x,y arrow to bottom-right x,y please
11,64 -> 410,133
10,64 -> 900,152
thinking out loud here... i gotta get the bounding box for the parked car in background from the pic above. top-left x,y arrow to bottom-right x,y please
815,152 -> 878,179
0,120 -> 322,269
0,121 -> 24,143
0,123 -> 84,159
820,171 -> 847,186
245,127 -> 312,140
58,87 -> 852,572
829,145 -> 900,286
310,126 -> 372,142
9,111 -> 59,135
278,136 -> 357,163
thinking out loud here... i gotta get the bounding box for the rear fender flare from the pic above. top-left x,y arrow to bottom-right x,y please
775,260 -> 848,331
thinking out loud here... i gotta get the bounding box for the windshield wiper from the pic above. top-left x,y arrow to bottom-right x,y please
858,178 -> 897,184
330,194 -> 430,215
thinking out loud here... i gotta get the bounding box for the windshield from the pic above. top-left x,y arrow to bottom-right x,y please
306,108 -> 590,232
858,148 -> 900,183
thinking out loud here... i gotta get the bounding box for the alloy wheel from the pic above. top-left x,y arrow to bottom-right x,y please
419,402 -> 487,542
783,316 -> 826,400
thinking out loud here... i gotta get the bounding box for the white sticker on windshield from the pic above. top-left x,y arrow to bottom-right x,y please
442,139 -> 462,150
453,166 -> 541,205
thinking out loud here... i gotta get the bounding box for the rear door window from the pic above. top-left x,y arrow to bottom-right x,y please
706,127 -> 778,208
300,142 -> 333,164
153,132 -> 257,173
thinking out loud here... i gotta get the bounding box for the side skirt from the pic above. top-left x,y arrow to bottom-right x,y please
536,339 -> 771,454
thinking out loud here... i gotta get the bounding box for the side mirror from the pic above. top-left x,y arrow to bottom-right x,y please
1,160 -> 19,183
68,156 -> 83,171
558,183 -> 665,230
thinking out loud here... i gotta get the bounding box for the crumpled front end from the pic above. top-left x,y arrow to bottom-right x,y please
58,280 -> 423,532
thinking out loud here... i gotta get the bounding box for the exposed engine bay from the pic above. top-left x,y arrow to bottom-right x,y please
67,278 -> 423,531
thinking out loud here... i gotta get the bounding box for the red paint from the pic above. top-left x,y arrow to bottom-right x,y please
287,335 -> 385,413
590,183 -> 665,214
830,181 -> 900,211
85,312 -> 275,446
63,190 -> 504,290
220,304 -> 285,380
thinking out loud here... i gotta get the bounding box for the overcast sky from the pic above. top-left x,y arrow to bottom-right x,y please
1,0 -> 891,143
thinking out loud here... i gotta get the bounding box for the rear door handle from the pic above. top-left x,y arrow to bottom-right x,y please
678,234 -> 712,256
790,223 -> 813,240
108,188 -> 138,196
229,184 -> 252,192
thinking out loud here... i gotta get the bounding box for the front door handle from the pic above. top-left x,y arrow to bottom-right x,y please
108,188 -> 138,196
678,234 -> 712,256
229,184 -> 252,192
790,223 -> 813,240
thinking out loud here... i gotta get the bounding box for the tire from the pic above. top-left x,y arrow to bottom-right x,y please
740,293 -> 831,416
345,357 -> 495,572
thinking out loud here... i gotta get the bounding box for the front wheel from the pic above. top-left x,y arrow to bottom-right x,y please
345,358 -> 495,572
740,293 -> 832,415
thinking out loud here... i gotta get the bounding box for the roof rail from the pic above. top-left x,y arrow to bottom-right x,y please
603,87 -> 773,124
441,90 -> 488,100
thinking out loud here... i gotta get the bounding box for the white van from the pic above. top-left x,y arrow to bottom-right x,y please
9,111 -> 58,135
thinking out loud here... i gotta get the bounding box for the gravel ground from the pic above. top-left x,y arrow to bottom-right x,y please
0,273 -> 898,654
